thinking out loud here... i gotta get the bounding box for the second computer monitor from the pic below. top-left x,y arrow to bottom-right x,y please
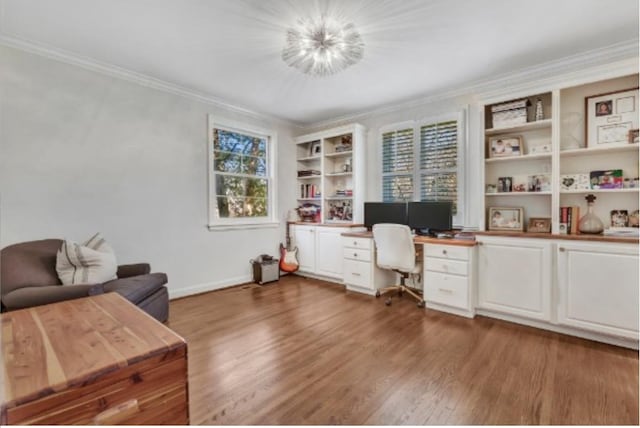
407,201 -> 453,232
364,202 -> 407,229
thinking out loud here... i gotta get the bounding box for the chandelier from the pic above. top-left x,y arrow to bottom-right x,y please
282,16 -> 364,77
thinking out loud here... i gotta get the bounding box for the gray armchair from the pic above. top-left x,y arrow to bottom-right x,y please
1,239 -> 169,322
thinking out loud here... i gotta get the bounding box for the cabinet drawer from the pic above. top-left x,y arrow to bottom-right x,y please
343,259 -> 372,289
343,248 -> 371,262
424,244 -> 469,261
424,258 -> 468,276
342,236 -> 372,250
424,272 -> 469,310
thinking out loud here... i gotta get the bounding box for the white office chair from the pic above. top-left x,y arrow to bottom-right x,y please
372,223 -> 425,308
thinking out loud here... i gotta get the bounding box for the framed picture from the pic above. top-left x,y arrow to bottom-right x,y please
310,141 -> 322,157
489,136 -> 522,158
527,217 -> 551,233
497,176 -> 512,192
586,88 -> 639,148
629,129 -> 639,144
610,210 -> 629,227
488,207 -> 524,231
528,174 -> 551,192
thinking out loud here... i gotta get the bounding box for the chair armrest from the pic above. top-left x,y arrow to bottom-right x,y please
117,263 -> 151,278
2,284 -> 104,311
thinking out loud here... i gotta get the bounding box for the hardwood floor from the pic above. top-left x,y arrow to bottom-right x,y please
168,275 -> 639,425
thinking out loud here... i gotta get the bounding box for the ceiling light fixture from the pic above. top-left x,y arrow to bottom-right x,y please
282,16 -> 364,77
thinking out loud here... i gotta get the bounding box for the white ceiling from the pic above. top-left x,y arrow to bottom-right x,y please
1,0 -> 638,125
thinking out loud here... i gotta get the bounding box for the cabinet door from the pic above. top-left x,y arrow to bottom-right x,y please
477,237 -> 552,321
293,226 -> 316,273
557,242 -> 639,339
316,228 -> 347,279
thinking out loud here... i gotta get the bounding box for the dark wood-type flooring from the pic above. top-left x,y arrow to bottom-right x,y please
168,275 -> 639,425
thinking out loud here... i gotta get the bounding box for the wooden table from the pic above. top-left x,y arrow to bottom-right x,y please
1,293 -> 189,425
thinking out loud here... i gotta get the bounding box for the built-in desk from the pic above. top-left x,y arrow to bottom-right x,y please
341,231 -> 477,318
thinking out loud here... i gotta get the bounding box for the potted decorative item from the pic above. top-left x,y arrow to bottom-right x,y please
578,194 -> 604,234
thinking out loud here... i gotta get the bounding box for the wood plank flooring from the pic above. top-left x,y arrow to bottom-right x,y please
168,275 -> 639,425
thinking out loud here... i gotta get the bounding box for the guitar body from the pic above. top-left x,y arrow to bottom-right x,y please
279,222 -> 300,273
279,243 -> 299,273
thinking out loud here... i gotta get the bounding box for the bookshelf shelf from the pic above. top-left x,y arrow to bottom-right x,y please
324,151 -> 353,158
560,188 -> 640,194
560,144 -> 639,158
485,119 -> 552,136
485,153 -> 552,163
297,156 -> 322,162
486,192 -> 552,196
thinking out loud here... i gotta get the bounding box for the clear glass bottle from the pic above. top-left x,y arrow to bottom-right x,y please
578,194 -> 604,234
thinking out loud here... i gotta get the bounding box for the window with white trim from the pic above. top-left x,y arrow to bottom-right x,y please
381,113 -> 465,225
208,117 -> 277,229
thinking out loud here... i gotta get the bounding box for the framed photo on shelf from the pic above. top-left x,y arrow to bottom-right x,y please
629,129 -> 639,144
489,136 -> 522,158
586,87 -> 639,148
527,217 -> 551,233
488,207 -> 524,232
309,141 -> 322,157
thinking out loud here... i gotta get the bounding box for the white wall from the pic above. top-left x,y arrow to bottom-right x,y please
0,45 -> 297,298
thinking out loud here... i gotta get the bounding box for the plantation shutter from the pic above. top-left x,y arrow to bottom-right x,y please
381,128 -> 414,202
419,120 -> 458,213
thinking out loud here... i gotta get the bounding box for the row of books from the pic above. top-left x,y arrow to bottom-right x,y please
559,206 -> 580,235
300,184 -> 321,199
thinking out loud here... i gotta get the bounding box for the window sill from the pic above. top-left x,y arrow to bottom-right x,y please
207,222 -> 280,231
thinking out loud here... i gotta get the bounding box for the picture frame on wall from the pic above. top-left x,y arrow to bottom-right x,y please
586,87 -> 639,148
488,207 -> 524,232
489,136 -> 522,158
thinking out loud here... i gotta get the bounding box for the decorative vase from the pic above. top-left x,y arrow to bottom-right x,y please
535,98 -> 544,121
578,194 -> 604,234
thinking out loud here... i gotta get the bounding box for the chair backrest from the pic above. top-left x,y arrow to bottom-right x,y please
372,224 -> 416,273
1,239 -> 63,297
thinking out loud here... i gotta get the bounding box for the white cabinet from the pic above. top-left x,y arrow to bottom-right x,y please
293,225 -> 316,273
557,242 -> 639,340
423,243 -> 476,318
342,237 -> 396,295
477,236 -> 552,321
315,228 -> 348,279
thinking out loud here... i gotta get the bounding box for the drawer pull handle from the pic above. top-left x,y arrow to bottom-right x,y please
438,288 -> 453,294
353,241 -> 357,245
352,272 -> 361,276
353,253 -> 358,257
93,399 -> 140,425
442,249 -> 447,255
559,247 -> 566,252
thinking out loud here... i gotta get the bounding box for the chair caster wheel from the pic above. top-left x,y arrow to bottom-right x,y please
417,301 -> 425,308
375,290 -> 381,298
385,299 -> 392,306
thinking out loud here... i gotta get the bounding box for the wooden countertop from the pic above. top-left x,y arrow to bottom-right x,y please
341,231 -> 477,247
1,293 -> 186,410
474,231 -> 639,244
288,222 -> 365,228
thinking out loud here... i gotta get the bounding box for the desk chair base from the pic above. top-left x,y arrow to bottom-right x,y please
375,273 -> 425,308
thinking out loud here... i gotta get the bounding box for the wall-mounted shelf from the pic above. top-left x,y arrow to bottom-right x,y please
297,175 -> 321,180
326,196 -> 353,200
560,144 -> 639,158
486,192 -> 552,196
485,153 -> 552,163
560,188 -> 640,194
325,172 -> 353,177
485,119 -> 552,136
297,156 -> 322,162
325,151 -> 353,158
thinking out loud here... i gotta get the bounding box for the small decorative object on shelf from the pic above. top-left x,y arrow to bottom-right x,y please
497,177 -> 512,192
589,169 -> 623,189
535,98 -> 544,121
530,143 -> 551,154
610,210 -> 629,227
309,141 -> 322,156
512,175 -> 528,192
488,206 -> 524,232
629,210 -> 639,227
489,136 -> 522,158
578,194 -> 604,234
297,203 -> 321,222
561,174 -> 590,191
629,129 -> 639,144
486,184 -> 497,193
491,98 -> 530,128
529,174 -> 551,192
527,217 -> 551,233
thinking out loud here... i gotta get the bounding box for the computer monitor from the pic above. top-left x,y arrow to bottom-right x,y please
364,202 -> 407,229
407,201 -> 453,235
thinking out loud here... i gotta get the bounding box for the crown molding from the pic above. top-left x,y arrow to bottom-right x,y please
0,33 -> 302,129
305,39 -> 639,131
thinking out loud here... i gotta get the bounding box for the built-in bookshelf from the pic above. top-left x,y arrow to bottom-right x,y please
295,124 -> 366,224
482,74 -> 639,234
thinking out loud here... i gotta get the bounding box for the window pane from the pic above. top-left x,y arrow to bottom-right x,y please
215,175 -> 269,218
217,196 -> 245,218
214,129 -> 267,157
241,156 -> 267,176
382,128 -> 414,173
420,121 -> 457,172
382,175 -> 413,202
244,197 -> 268,217
214,151 -> 241,173
420,172 -> 457,214
216,175 -> 246,196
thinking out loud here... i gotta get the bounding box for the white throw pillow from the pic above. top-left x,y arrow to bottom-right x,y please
56,233 -> 118,285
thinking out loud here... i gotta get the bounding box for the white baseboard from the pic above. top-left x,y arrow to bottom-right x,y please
168,275 -> 252,300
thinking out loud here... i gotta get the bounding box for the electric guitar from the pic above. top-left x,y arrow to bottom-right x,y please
279,222 -> 299,273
